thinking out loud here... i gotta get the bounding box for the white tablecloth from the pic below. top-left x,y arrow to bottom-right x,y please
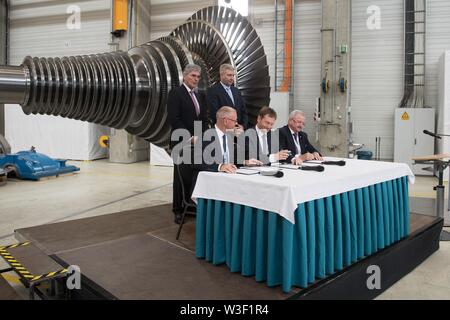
191,157 -> 415,224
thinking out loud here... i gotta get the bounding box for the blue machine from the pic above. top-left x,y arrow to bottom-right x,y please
0,147 -> 80,181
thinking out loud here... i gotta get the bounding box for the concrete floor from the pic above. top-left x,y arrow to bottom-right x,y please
0,159 -> 449,299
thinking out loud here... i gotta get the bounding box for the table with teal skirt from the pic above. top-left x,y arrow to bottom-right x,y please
195,176 -> 410,293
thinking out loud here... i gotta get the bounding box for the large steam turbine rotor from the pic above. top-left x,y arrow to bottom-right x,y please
0,6 -> 270,149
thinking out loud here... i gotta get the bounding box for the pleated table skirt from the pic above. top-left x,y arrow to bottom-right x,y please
195,176 -> 410,293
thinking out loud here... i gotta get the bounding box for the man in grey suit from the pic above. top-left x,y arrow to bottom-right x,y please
245,106 -> 290,165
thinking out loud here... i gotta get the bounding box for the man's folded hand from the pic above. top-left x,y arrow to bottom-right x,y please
244,159 -> 263,166
220,164 -> 238,174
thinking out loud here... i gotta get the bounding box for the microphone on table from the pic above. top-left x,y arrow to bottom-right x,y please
299,165 -> 325,172
321,160 -> 346,166
259,170 -> 284,178
423,130 -> 442,140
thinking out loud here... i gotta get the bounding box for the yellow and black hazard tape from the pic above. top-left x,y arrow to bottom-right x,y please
0,248 -> 34,280
0,242 -> 68,283
30,269 -> 68,282
0,241 -> 31,251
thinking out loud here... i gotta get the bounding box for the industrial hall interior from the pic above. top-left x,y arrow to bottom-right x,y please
0,0 -> 449,302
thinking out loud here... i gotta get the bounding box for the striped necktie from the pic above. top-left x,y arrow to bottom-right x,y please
189,91 -> 200,117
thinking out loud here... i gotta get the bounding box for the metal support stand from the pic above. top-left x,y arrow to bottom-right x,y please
415,159 -> 450,241
435,161 -> 450,241
448,167 -> 450,219
414,158 -> 450,241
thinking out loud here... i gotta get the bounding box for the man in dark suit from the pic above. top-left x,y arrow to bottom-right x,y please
279,110 -> 323,165
168,64 -> 209,224
206,64 -> 248,129
245,106 -> 290,165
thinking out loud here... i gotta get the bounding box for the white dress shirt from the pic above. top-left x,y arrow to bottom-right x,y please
215,125 -> 229,171
255,126 -> 276,163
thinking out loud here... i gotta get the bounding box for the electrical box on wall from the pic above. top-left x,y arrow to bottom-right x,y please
394,108 -> 435,175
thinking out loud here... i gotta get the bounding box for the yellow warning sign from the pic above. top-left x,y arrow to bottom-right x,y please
401,112 -> 410,120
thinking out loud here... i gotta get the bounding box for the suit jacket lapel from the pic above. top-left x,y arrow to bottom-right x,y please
229,87 -> 237,107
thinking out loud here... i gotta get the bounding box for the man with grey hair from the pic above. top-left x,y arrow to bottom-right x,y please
279,110 -> 322,164
206,63 -> 248,129
193,106 -> 261,176
168,63 -> 208,224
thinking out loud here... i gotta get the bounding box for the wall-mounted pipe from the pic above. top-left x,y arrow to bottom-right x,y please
279,0 -> 293,92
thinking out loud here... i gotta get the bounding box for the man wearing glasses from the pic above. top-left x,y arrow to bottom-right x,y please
193,106 -> 261,177
279,110 -> 323,165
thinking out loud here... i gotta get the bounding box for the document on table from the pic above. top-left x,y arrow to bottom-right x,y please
236,168 -> 260,175
237,166 -> 280,175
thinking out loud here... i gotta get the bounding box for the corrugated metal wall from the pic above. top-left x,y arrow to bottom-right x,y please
149,0 -> 214,39
351,0 -> 450,160
351,0 -> 404,160
250,0 -> 276,90
425,0 -> 450,109
293,0 -> 321,137
9,0 -> 111,64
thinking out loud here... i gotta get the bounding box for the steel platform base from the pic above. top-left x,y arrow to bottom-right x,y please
14,204 -> 442,300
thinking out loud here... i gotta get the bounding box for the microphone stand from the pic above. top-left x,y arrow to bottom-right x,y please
414,130 -> 450,241
433,132 -> 450,236
434,161 -> 450,241
413,158 -> 450,241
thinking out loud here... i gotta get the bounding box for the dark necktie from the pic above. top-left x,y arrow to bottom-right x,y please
222,134 -> 229,163
293,133 -> 301,154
